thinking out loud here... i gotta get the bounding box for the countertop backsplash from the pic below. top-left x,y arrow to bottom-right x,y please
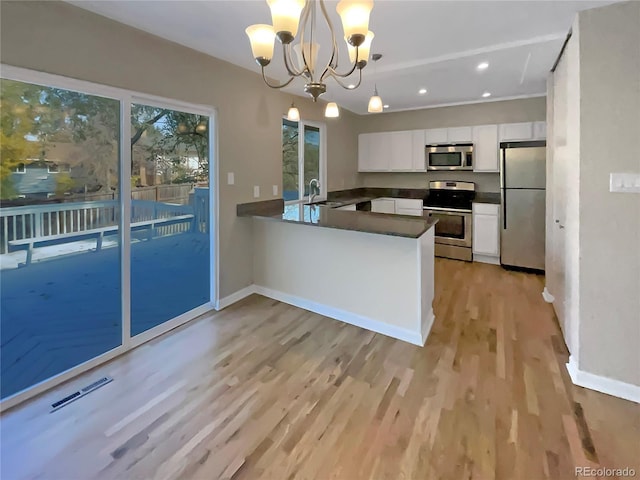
358,171 -> 500,194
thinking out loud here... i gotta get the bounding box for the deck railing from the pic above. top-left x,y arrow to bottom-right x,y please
0,197 -> 208,254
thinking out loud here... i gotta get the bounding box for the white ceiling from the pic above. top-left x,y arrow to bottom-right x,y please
68,0 -> 616,114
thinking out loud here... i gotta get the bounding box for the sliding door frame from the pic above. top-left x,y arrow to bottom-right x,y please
0,64 -> 219,411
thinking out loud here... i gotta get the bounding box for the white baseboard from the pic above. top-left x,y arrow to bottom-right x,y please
542,287 -> 555,303
566,355 -> 640,404
421,309 -> 435,345
473,254 -> 500,265
215,285 -> 256,310
254,285 -> 426,346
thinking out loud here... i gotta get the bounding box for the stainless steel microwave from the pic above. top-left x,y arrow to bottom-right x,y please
426,143 -> 474,170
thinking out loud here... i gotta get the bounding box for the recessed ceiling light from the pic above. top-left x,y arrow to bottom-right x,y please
348,84 -> 356,89
383,104 -> 389,109
482,92 -> 491,98
477,62 -> 489,70
418,88 -> 427,95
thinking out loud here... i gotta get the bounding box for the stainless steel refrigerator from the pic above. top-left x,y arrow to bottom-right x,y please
500,140 -> 546,271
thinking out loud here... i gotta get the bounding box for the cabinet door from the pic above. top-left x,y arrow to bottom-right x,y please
447,126 -> 473,143
337,204 -> 357,211
396,208 -> 423,217
473,124 -> 499,172
425,128 -> 448,144
473,212 -> 500,256
371,199 -> 395,214
533,121 -> 547,139
499,122 -> 534,141
389,131 -> 413,171
411,130 -> 426,171
357,133 -> 371,171
368,133 -> 392,171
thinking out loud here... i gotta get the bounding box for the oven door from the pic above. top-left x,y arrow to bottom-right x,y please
425,209 -> 472,248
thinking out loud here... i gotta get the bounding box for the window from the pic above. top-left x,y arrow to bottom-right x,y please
15,163 -> 25,173
282,118 -> 326,203
47,163 -> 59,173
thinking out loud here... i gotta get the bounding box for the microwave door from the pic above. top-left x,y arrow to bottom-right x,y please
428,151 -> 462,170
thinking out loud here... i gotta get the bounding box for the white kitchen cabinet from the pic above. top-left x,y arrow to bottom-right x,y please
358,133 -> 391,171
472,203 -> 500,263
472,124 -> 499,172
371,198 -> 396,214
337,204 -> 357,211
395,198 -> 423,210
424,128 -> 448,144
396,208 -> 423,217
411,130 -> 426,171
499,122 -> 534,142
389,131 -> 414,171
447,126 -> 473,143
533,121 -> 547,139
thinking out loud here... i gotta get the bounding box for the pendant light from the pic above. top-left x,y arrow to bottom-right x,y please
324,102 -> 340,118
368,53 -> 383,113
287,101 -> 300,121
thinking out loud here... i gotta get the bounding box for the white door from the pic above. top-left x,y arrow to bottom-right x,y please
551,146 -> 568,341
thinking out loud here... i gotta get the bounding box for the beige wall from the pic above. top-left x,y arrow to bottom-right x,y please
356,97 -> 546,192
577,1 -> 640,386
0,1 -> 359,298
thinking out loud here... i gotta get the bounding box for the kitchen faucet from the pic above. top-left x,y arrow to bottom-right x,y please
308,178 -> 320,204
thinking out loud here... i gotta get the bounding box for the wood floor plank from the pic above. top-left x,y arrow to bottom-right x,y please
1,259 -> 638,480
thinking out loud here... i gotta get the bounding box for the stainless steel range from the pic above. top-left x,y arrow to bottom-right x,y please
423,181 -> 475,261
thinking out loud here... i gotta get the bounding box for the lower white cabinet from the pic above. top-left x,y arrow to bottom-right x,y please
472,203 -> 500,263
371,198 -> 396,214
396,208 -> 423,216
337,204 -> 357,211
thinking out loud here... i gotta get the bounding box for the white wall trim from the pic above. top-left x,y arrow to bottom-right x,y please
566,355 -> 640,404
254,285 -> 425,346
215,285 -> 257,310
473,254 -> 501,265
542,287 -> 555,303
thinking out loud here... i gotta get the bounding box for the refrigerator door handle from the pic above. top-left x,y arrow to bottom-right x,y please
502,189 -> 507,229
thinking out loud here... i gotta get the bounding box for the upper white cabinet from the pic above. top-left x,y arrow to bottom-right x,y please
533,121 -> 547,140
472,124 -> 499,172
389,131 -> 414,171
499,122 -> 534,141
411,130 -> 426,171
447,126 -> 473,143
358,130 -> 426,172
499,122 -> 547,142
424,128 -> 448,144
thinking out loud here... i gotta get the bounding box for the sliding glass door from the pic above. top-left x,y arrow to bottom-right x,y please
129,103 -> 210,335
0,79 -> 122,399
0,70 -> 215,403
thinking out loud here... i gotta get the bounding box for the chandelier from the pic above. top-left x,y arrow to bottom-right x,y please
246,0 -> 375,115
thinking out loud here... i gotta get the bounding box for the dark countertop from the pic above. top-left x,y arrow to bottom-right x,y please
237,198 -> 437,239
473,192 -> 501,204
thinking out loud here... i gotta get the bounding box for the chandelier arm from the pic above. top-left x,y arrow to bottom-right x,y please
321,47 -> 359,81
329,67 -> 363,90
260,67 -> 296,89
319,0 -> 339,70
299,1 -> 314,82
282,43 -> 306,78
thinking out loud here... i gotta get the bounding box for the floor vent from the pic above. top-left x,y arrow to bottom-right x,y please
50,376 -> 113,412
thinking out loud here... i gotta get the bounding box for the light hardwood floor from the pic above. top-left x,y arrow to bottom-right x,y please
1,259 -> 638,479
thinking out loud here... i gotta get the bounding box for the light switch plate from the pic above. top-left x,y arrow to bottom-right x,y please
253,185 -> 260,198
610,173 -> 640,193
227,172 -> 234,185
272,185 -> 278,196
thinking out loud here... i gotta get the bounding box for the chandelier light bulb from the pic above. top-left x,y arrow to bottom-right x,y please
346,30 -> 374,67
267,0 -> 305,41
245,24 -> 275,65
337,0 -> 374,46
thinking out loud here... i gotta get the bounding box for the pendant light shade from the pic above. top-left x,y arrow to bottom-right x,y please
324,102 -> 340,118
287,102 -> 300,121
367,89 -> 383,113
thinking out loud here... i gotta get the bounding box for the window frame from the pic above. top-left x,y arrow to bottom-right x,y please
14,163 -> 26,174
282,116 -> 327,206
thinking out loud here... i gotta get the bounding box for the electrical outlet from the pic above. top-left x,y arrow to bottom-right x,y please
227,172 -> 234,185
610,173 -> 640,193
273,185 -> 278,196
253,185 -> 260,198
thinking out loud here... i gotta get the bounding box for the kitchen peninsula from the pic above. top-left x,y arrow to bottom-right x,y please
237,197 -> 437,346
